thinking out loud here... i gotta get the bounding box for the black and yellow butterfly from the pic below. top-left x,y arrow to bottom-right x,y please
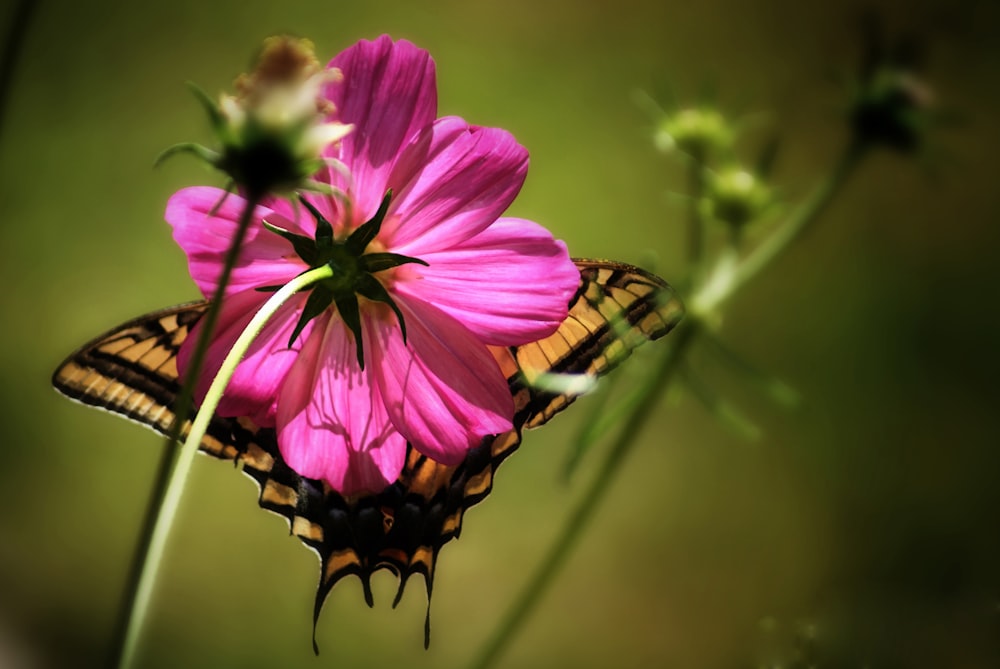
52,259 -> 682,644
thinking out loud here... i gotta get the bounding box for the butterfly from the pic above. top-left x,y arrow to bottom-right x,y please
52,258 -> 683,647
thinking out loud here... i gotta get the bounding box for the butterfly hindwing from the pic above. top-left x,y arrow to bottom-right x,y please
513,259 -> 684,429
51,259 -> 683,642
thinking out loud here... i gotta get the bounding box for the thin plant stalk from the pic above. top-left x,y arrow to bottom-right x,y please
116,261 -> 333,665
686,157 -> 707,283
0,0 -> 39,141
470,320 -> 698,669
469,138 -> 868,669
111,193 -> 262,669
179,263 -> 333,474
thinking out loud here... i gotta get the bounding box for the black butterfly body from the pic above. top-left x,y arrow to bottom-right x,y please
52,259 -> 682,644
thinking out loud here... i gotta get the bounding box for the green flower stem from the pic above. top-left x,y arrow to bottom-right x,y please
111,193 -> 264,669
686,158 -> 707,280
183,264 -> 332,463
115,263 -> 332,669
470,319 -> 698,669
0,0 -> 38,142
470,139 -> 869,669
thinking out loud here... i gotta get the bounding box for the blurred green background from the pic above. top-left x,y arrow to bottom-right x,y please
2,1 -> 998,667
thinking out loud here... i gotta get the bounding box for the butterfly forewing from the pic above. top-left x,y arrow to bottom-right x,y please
51,259 -> 683,641
514,260 -> 684,429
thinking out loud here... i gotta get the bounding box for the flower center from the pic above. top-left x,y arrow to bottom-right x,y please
263,191 -> 427,369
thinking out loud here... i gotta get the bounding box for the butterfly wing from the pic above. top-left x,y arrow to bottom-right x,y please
52,259 -> 683,643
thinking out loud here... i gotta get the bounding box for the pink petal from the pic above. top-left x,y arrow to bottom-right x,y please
395,217 -> 580,345
178,289 -> 311,427
364,295 -> 514,465
166,188 -> 308,298
277,313 -> 407,495
324,36 -> 438,223
384,119 -> 529,254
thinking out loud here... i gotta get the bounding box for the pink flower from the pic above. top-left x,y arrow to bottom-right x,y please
166,36 -> 581,496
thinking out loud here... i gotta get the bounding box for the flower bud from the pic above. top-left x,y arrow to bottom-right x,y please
849,66 -> 933,153
847,22 -> 934,153
654,107 -> 734,162
161,36 -> 353,197
700,166 -> 773,229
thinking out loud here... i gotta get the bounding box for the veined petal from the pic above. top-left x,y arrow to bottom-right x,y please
395,217 -> 580,345
177,289 -> 310,427
365,296 -> 514,465
277,313 -> 407,495
385,120 -> 529,254
324,36 -> 437,223
167,187 -> 309,298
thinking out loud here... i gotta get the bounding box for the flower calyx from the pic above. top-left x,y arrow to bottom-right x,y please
847,19 -> 935,153
701,165 -> 776,233
158,36 -> 353,198
849,65 -> 933,154
263,191 -> 428,369
655,107 -> 734,163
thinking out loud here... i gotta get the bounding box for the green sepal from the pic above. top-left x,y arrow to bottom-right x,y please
335,292 -> 365,369
263,220 -> 320,266
288,284 -> 334,349
356,274 -> 407,343
297,196 -> 334,247
346,190 -> 393,256
360,252 -> 429,274
153,142 -> 221,169
186,82 -> 227,137
259,187 -> 421,368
